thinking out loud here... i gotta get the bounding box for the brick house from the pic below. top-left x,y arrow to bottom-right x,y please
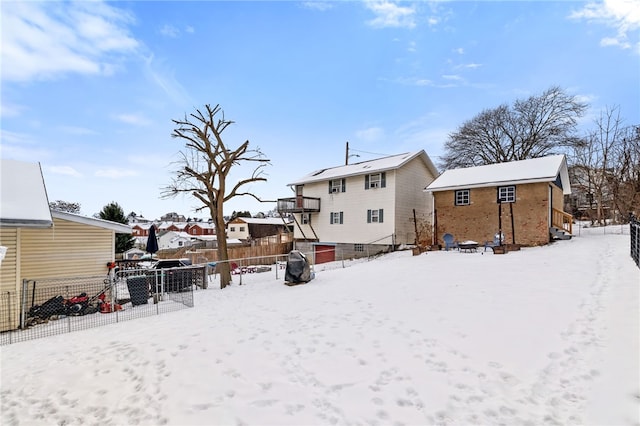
424,155 -> 572,247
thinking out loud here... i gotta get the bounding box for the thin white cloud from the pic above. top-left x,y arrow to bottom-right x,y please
454,47 -> 464,55
113,113 -> 152,126
356,127 -> 385,143
185,26 -> 195,34
1,1 -> 139,82
365,1 -> 416,29
0,130 -> 51,160
95,168 -> 139,179
0,102 -> 25,118
442,74 -> 463,81
160,24 -> 180,38
570,0 -> 640,52
57,125 -> 98,135
47,165 -> 83,178
302,2 -> 334,12
143,54 -> 194,108
454,62 -> 482,70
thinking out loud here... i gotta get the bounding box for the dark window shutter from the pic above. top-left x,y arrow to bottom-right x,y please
364,175 -> 369,190
339,212 -> 344,224
330,213 -> 334,224
341,179 -> 346,192
381,172 -> 386,188
367,209 -> 372,223
329,181 -> 332,194
379,209 -> 384,223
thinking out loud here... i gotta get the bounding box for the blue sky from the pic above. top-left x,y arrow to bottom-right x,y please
2,1 -> 638,220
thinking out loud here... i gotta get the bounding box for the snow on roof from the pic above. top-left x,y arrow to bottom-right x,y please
0,159 -> 53,228
425,155 -> 571,195
288,150 -> 438,186
231,217 -> 291,225
52,211 -> 132,233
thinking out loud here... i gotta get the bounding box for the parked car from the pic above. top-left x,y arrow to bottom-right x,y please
148,259 -> 193,292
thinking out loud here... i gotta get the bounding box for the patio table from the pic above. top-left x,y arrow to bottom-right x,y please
458,241 -> 478,253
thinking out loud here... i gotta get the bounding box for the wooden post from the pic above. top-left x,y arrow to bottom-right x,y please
509,202 -> 515,244
413,209 -> 420,246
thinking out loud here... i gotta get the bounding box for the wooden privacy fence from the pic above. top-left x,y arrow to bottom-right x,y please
182,241 -> 294,266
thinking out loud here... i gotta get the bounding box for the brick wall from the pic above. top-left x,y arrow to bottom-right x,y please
434,182 -> 556,247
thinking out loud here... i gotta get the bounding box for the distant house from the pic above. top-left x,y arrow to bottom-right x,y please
0,159 -> 131,332
157,231 -> 194,250
185,221 -> 216,236
226,217 -> 292,241
277,151 -> 438,263
424,155 -> 573,247
123,247 -> 146,260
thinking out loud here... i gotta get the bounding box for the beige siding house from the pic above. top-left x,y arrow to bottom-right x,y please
277,151 -> 438,263
0,159 -> 131,332
424,155 -> 573,247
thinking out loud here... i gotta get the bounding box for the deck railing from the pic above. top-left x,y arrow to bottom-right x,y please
277,196 -> 321,213
552,208 -> 573,235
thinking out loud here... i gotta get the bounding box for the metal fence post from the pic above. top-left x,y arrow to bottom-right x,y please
20,279 -> 28,329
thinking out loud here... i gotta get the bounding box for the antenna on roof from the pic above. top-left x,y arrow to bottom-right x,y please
345,141 -> 360,165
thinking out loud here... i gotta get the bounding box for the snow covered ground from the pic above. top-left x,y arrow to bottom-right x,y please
1,225 -> 638,425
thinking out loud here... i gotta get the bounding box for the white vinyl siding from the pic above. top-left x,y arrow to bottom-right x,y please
393,157 -> 437,245
291,155 -> 437,245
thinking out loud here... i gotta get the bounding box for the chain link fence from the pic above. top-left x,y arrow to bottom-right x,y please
0,265 -> 205,346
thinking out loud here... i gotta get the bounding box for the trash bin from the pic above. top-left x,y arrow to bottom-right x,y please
127,276 -> 149,306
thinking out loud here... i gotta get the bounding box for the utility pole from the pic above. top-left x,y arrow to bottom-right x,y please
345,141 -> 349,165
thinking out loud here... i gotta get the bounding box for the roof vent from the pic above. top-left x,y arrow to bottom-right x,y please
312,169 -> 327,176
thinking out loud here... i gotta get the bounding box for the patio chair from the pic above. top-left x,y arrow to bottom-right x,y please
484,233 -> 503,251
443,233 -> 459,251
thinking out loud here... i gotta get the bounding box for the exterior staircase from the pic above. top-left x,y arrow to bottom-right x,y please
550,226 -> 572,240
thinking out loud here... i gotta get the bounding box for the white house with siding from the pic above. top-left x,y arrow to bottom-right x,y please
277,151 -> 438,263
157,231 -> 194,250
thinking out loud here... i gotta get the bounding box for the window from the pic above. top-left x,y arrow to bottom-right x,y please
367,209 -> 384,223
365,172 -> 386,189
329,179 -> 345,193
301,213 -> 311,225
230,226 -> 236,232
498,186 -> 516,203
239,226 -> 245,232
330,212 -> 344,224
354,244 -> 364,252
455,189 -> 470,206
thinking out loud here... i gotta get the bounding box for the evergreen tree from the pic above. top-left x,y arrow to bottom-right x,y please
99,202 -> 135,253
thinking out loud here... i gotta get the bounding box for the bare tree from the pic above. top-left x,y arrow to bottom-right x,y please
569,106 -> 638,224
614,125 -> 640,220
49,200 -> 81,214
440,86 -> 588,170
162,104 -> 271,288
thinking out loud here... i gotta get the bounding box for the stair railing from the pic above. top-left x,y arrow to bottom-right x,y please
552,208 -> 573,235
